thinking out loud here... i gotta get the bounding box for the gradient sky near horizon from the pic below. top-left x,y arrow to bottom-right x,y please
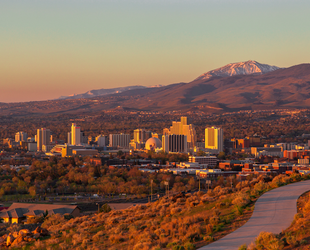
1,0 -> 310,103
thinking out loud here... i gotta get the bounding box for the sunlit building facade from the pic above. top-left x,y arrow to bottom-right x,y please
163,116 -> 197,148
36,128 -> 51,151
71,123 -> 81,145
205,127 -> 223,153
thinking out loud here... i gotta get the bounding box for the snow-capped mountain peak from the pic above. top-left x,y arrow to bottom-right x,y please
195,60 -> 281,81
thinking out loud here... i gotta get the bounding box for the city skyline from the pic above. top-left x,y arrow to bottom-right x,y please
1,0 -> 310,103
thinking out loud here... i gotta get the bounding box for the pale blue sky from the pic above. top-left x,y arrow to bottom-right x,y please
1,0 -> 309,102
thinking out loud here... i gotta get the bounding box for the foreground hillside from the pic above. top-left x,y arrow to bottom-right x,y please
2,173 -> 309,250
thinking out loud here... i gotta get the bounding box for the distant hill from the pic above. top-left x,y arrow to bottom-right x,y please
57,85 -> 148,100
1,61 -> 310,116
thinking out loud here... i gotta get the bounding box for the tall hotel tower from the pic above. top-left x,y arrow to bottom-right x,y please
37,128 -> 51,151
71,123 -> 81,145
163,116 -> 197,148
205,127 -> 223,153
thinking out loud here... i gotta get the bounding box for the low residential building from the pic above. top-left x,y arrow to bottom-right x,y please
0,203 -> 80,224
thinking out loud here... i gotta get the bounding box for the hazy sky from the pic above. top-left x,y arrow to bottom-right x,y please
1,0 -> 310,103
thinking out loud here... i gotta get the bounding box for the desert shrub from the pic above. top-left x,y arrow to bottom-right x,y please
303,200 -> 310,213
92,231 -> 105,242
110,234 -> 125,244
171,207 -> 182,215
159,208 -> 167,216
254,181 -> 268,193
32,240 -> 46,250
235,205 -> 243,215
42,213 -> 66,231
286,235 -> 298,247
184,242 -> 196,250
177,198 -> 186,203
238,244 -> 247,250
205,224 -> 213,234
27,215 -> 44,224
236,181 -> 250,190
294,213 -> 303,221
232,192 -> 250,208
270,175 -> 290,188
212,208 -> 221,216
217,187 -> 231,196
290,173 -> 302,182
172,245 -> 185,250
7,223 -> 22,233
215,202 -> 225,208
64,214 -> 74,220
207,190 -> 214,197
209,216 -> 219,226
213,186 -> 222,194
203,235 -> 214,242
100,203 -> 112,213
300,239 -> 308,245
167,242 -> 177,248
255,231 -> 284,250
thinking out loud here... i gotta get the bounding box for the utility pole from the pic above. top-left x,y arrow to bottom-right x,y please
96,203 -> 100,213
206,180 -> 211,191
151,180 -> 153,202
164,180 -> 169,198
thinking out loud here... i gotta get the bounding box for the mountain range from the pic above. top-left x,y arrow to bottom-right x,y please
2,60 -> 310,116
57,86 -> 147,100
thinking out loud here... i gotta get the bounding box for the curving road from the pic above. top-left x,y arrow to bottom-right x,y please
199,180 -> 310,250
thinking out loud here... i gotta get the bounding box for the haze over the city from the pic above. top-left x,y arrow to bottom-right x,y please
1,0 -> 310,103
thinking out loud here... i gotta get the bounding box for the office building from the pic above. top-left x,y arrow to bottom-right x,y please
189,156 -> 218,168
109,133 -> 130,148
205,127 -> 223,153
67,132 -> 72,145
163,116 -> 197,148
71,123 -> 81,145
96,135 -> 107,147
162,134 -> 187,153
133,129 -> 151,143
28,142 -> 37,152
36,128 -> 51,151
15,132 -> 28,142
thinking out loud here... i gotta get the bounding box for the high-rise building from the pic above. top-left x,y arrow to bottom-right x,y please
133,129 -> 152,143
71,123 -> 81,145
67,132 -> 72,144
109,134 -> 130,148
205,127 -> 223,153
162,134 -> 187,153
36,128 -> 51,151
15,132 -> 28,142
163,116 -> 197,148
96,135 -> 107,147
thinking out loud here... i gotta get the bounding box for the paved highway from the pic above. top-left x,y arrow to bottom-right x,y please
199,180 -> 310,250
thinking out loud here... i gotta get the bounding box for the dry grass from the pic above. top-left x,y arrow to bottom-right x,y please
28,174 -> 310,250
